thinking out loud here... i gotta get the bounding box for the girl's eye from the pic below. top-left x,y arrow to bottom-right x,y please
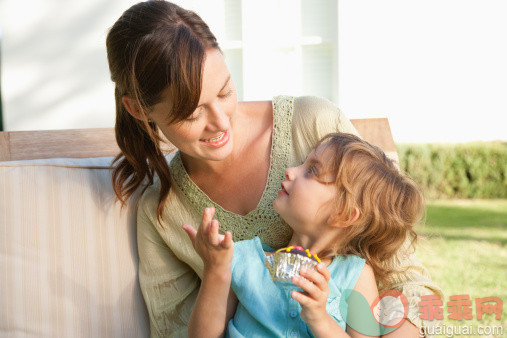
305,166 -> 318,177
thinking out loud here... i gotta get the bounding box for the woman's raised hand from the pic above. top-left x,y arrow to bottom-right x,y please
182,207 -> 234,273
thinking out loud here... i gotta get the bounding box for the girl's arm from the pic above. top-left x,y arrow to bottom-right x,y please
188,272 -> 238,337
291,264 -> 350,337
182,207 -> 237,337
292,263 -> 378,338
346,264 -> 379,338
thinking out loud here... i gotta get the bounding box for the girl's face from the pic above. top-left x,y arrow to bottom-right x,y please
149,48 -> 238,162
273,144 -> 338,234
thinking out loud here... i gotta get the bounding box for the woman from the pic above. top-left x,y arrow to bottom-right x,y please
106,1 -> 442,337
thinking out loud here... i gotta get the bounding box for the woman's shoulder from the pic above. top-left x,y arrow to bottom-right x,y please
138,180 -> 161,216
292,95 -> 346,131
137,175 -> 190,227
294,95 -> 339,114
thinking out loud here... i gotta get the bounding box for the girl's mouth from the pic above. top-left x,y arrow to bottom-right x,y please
278,182 -> 288,196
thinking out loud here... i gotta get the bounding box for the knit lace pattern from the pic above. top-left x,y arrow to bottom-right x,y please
169,96 -> 295,249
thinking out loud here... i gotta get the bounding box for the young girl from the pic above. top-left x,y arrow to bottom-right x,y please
182,133 -> 424,337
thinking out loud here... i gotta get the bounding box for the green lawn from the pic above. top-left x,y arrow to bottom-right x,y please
415,199 -> 507,337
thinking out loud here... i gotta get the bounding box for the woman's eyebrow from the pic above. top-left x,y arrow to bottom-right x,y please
220,75 -> 231,92
196,75 -> 232,108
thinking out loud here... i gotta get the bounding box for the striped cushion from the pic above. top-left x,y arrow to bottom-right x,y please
0,157 -> 150,337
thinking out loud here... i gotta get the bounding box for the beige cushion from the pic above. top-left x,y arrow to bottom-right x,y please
0,157 -> 149,337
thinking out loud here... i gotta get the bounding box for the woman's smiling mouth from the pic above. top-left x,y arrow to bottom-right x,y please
199,130 -> 230,148
200,132 -> 225,143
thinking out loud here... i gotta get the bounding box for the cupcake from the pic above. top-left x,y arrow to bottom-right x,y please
265,246 -> 321,288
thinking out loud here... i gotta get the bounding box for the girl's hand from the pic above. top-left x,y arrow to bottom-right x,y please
182,207 -> 234,274
291,263 -> 332,326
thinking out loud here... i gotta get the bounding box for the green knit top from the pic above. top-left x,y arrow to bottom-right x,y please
168,96 -> 295,249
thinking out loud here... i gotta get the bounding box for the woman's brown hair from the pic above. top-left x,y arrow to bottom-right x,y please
317,133 -> 424,282
106,1 -> 219,220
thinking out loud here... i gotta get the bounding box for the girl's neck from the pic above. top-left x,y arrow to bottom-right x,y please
287,229 -> 342,265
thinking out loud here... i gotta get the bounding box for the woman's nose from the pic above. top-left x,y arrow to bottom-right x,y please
208,103 -> 230,130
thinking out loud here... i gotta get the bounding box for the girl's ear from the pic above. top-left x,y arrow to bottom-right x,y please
327,206 -> 360,228
122,95 -> 144,121
347,206 -> 360,224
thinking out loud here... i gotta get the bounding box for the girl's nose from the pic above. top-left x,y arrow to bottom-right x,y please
285,167 -> 295,180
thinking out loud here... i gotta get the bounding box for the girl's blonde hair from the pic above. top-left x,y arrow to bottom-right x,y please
317,133 -> 424,282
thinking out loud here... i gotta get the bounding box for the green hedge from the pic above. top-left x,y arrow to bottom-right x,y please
396,142 -> 507,199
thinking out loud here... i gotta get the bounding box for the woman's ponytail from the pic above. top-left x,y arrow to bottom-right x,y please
106,1 -> 219,222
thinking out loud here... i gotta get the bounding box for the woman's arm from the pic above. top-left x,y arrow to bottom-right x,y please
378,236 -> 443,337
182,207 -> 236,337
137,196 -> 200,337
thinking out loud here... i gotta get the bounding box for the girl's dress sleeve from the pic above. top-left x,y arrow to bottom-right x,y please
291,95 -> 443,330
137,185 -> 201,338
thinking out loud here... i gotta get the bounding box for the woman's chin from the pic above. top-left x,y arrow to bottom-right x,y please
198,140 -> 234,161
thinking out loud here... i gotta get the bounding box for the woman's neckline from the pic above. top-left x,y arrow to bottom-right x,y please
170,99 -> 280,219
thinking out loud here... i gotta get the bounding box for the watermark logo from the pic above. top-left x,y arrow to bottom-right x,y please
371,290 -> 409,328
339,289 -> 409,335
418,294 -> 503,321
339,291 -> 503,336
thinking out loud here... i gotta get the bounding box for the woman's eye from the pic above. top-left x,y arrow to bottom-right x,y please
218,89 -> 233,99
185,107 -> 204,122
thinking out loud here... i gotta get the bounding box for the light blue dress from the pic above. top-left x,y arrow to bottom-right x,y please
227,237 -> 365,337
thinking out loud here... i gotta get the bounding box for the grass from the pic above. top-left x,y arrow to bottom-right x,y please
415,199 -> 507,337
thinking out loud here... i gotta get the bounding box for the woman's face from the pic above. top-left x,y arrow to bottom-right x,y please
149,48 -> 238,162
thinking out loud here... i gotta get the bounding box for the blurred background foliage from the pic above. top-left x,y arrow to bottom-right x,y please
397,142 -> 507,199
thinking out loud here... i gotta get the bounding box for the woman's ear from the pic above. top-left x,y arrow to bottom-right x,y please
122,96 -> 144,121
327,206 -> 360,228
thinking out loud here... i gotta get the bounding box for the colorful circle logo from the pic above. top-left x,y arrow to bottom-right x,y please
371,290 -> 409,328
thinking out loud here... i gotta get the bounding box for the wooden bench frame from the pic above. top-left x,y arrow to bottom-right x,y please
0,118 -> 397,162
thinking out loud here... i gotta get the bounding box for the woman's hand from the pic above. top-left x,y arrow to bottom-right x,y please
182,207 -> 234,274
291,264 -> 333,327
